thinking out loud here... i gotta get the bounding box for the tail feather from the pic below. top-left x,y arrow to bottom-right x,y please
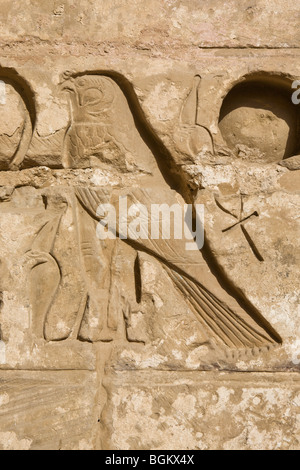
75,187 -> 281,353
167,268 -> 278,350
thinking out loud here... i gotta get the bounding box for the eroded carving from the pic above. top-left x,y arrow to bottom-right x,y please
174,75 -> 214,159
0,0 -> 300,451
219,75 -> 300,163
61,73 -> 164,180
75,185 -> 280,353
0,72 -> 295,362
2,71 -> 278,360
0,69 -> 35,171
216,194 -> 264,262
26,217 -> 62,338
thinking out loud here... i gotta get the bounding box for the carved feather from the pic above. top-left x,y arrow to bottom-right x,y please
75,187 -> 281,351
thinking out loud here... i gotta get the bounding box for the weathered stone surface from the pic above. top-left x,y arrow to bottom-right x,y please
0,0 -> 299,48
0,371 -> 97,450
0,0 -> 299,451
104,371 -> 300,450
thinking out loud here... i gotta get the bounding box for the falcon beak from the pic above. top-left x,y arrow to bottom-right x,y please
60,81 -> 76,94
59,70 -> 76,94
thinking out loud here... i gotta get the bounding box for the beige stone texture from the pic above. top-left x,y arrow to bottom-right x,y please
0,0 -> 299,450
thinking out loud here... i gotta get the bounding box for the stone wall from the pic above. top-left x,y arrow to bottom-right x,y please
0,0 -> 299,450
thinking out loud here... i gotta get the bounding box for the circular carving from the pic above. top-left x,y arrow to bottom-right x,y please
219,77 -> 300,162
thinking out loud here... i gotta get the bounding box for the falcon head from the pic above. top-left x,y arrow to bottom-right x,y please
62,74 -> 116,122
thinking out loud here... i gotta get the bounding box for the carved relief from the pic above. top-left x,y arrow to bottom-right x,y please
75,186 -> 281,354
0,71 -> 286,363
61,73 -> 163,179
75,199 -> 116,343
215,194 -> 264,262
1,0 -> 300,451
174,75 -> 214,159
1,70 -> 299,367
26,216 -> 62,338
0,69 -> 35,171
219,76 -> 300,163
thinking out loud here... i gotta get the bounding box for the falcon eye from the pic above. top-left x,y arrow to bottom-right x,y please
81,88 -> 103,107
77,78 -> 87,87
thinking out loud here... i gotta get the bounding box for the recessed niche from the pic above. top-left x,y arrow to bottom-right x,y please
219,77 -> 300,162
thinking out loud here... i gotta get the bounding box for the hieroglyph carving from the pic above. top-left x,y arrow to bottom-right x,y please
0,71 -> 285,359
